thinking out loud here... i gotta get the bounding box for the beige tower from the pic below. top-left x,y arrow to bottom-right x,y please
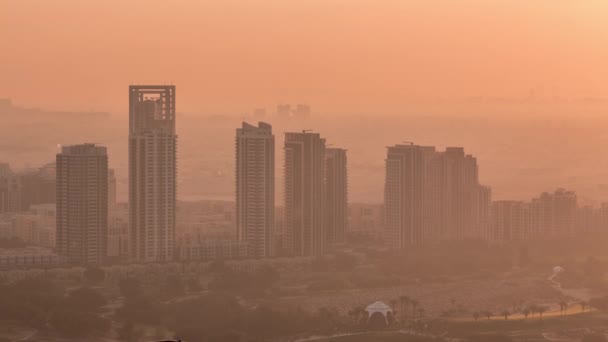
325,148 -> 348,245
384,144 -> 426,248
56,144 -> 108,265
284,131 -> 326,256
129,85 -> 177,262
236,122 -> 275,258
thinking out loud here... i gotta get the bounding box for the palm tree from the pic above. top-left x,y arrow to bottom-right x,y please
561,301 -> 568,315
417,307 -> 425,319
501,310 -> 511,320
538,306 -> 547,320
522,307 -> 531,319
390,299 -> 398,311
399,296 -> 410,321
558,301 -> 567,316
411,299 -> 419,319
528,305 -> 538,318
348,306 -> 365,326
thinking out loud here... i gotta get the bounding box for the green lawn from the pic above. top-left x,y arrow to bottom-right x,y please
308,332 -> 441,342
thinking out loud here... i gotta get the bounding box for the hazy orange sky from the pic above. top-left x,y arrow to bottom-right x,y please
2,0 -> 608,114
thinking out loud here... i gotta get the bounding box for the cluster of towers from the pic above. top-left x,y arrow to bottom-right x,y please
235,123 -> 348,258
55,86 -> 349,265
384,144 -> 492,247
56,86 -> 177,265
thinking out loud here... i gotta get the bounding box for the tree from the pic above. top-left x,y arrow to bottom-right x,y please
558,301 -> 567,316
65,287 -> 106,313
501,310 -> 511,320
537,306 -> 547,319
49,310 -> 109,338
411,299 -> 419,318
522,307 -> 531,319
472,312 -> 480,321
582,333 -> 608,342
348,306 -> 366,326
118,321 -> 141,342
467,334 -> 513,342
83,267 -> 105,284
483,311 -> 493,320
399,296 -> 410,321
417,307 -> 425,319
118,277 -> 142,299
164,274 -> 185,298
187,277 -> 202,292
581,301 -> 588,312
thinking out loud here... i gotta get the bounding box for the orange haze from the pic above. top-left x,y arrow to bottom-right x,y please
2,0 -> 608,114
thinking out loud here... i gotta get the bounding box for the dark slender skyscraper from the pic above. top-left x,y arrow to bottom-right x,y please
284,131 -> 326,256
56,144 -> 108,265
236,122 -> 275,258
325,148 -> 348,245
129,85 -> 177,262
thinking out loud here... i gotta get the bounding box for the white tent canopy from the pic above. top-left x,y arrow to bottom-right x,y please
365,301 -> 393,324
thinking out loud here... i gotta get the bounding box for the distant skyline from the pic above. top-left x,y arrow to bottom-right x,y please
2,1 -> 608,114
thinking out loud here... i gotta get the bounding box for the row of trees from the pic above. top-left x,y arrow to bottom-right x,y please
0,276 -> 110,338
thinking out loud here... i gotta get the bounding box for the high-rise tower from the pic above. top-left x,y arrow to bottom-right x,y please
129,85 -> 177,262
56,144 -> 108,265
325,148 -> 348,245
235,122 -> 275,258
384,144 -> 426,248
284,131 -> 326,256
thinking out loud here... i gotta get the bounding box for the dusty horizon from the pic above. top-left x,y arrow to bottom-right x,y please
2,0 -> 608,114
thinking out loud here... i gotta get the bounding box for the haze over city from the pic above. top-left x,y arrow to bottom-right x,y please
2,1 -> 608,342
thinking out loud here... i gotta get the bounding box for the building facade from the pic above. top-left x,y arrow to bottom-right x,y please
325,148 -> 348,244
235,122 -> 275,258
56,144 -> 108,265
129,85 -> 177,262
384,144 -> 426,248
284,131 -> 326,256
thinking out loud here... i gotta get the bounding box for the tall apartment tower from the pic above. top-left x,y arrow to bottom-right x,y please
284,131 -> 326,256
235,122 -> 275,258
325,148 -> 348,245
384,144 -> 426,248
129,85 -> 177,262
56,144 -> 108,265
444,147 -> 480,239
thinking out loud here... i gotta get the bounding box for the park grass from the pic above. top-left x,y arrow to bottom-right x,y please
445,310 -> 608,338
452,303 -> 596,322
309,331 -> 440,342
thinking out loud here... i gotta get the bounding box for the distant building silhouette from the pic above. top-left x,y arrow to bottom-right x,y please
443,147 -> 481,239
384,144 -> 490,247
529,188 -> 577,238
276,104 -> 311,119
108,169 -> 117,207
384,144 -> 427,248
294,104 -> 311,118
129,85 -> 177,262
277,104 -> 291,118
235,122 -> 275,258
284,131 -> 326,256
18,162 -> 56,211
0,163 -> 20,213
253,108 -> 266,118
325,148 -> 348,244
490,188 -> 579,242
56,144 -> 108,265
491,200 -> 529,241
